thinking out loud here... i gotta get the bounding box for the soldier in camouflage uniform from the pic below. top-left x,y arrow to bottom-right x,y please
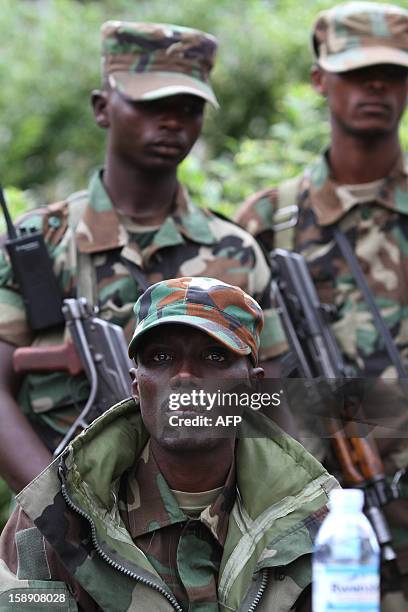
0,277 -> 338,611
0,22 -> 286,494
236,1 -> 408,605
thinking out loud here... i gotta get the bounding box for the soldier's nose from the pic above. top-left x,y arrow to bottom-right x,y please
170,362 -> 200,389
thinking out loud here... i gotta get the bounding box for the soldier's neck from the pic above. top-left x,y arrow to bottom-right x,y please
103,159 -> 179,225
150,439 -> 235,493
328,128 -> 402,185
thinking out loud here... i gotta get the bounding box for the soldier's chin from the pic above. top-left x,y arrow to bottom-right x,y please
158,427 -> 227,452
349,122 -> 393,138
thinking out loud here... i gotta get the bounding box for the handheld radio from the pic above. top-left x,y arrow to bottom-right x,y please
0,186 -> 64,331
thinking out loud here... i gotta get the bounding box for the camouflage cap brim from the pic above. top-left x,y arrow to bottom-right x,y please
319,46 -> 408,72
110,71 -> 219,107
128,314 -> 251,360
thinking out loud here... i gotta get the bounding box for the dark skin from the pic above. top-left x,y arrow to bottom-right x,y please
311,63 -> 408,184
0,342 -> 52,492
91,89 -> 205,224
130,324 -> 264,492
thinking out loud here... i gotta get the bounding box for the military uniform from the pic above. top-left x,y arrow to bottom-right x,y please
0,172 -> 283,448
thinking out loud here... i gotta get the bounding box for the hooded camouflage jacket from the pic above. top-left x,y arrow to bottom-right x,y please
0,172 -> 285,447
0,399 -> 338,612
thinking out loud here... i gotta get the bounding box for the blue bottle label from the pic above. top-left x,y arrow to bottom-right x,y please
313,564 -> 379,611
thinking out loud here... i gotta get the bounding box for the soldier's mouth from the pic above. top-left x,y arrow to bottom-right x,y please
358,101 -> 390,114
166,408 -> 208,416
149,140 -> 185,153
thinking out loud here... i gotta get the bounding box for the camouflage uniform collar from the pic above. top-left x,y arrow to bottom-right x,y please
121,440 -> 235,547
75,171 -> 216,260
307,151 -> 408,226
75,171 -> 128,253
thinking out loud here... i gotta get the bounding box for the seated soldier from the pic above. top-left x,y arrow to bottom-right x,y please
0,277 -> 338,611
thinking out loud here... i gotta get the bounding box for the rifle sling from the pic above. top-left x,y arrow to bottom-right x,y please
120,257 -> 150,291
76,252 -> 97,305
333,227 -> 407,379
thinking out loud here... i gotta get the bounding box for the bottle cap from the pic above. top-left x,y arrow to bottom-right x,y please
329,488 -> 364,511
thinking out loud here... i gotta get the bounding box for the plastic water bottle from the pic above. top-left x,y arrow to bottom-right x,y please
313,488 -> 380,612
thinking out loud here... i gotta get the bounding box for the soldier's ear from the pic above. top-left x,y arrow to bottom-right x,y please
91,89 -> 110,129
129,367 -> 140,403
311,65 -> 327,97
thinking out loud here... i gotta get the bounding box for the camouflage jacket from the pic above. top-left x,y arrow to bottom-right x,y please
0,172 -> 285,446
236,151 -> 408,378
0,399 -> 338,612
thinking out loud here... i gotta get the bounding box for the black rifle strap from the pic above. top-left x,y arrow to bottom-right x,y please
333,227 -> 407,378
120,257 -> 150,291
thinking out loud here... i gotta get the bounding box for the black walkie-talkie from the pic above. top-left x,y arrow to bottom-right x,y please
0,186 -> 64,331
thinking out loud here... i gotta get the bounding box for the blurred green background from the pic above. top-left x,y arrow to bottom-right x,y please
1,0 -> 407,221
0,0 -> 407,524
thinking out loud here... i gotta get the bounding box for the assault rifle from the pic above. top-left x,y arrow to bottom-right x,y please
13,298 -> 133,457
271,248 -> 400,565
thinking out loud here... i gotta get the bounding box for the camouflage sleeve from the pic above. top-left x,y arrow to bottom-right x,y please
234,188 -> 290,359
234,187 -> 278,251
244,231 -> 288,361
0,505 -> 97,611
0,246 -> 33,347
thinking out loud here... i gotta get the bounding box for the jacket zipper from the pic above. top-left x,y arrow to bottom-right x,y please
59,473 -> 183,612
60,468 -> 267,612
246,569 -> 268,612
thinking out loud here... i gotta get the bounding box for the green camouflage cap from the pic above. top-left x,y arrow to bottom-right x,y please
312,2 -> 408,72
101,21 -> 219,107
128,277 -> 264,364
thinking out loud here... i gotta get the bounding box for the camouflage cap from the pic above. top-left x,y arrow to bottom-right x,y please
128,277 -> 264,365
101,21 -> 219,107
312,2 -> 408,72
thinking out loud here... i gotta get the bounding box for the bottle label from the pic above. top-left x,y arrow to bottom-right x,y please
313,564 -> 379,611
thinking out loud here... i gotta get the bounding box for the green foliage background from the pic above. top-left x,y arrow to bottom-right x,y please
0,0 -> 407,522
0,0 -> 406,216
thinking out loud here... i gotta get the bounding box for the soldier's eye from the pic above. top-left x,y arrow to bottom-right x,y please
152,352 -> 172,362
183,101 -> 205,116
204,350 -> 226,362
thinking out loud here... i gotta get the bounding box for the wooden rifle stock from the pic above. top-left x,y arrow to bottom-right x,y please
331,424 -> 385,483
13,341 -> 83,376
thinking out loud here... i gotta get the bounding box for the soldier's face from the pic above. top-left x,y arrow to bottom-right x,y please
93,90 -> 205,170
312,64 -> 408,137
131,324 -> 263,452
